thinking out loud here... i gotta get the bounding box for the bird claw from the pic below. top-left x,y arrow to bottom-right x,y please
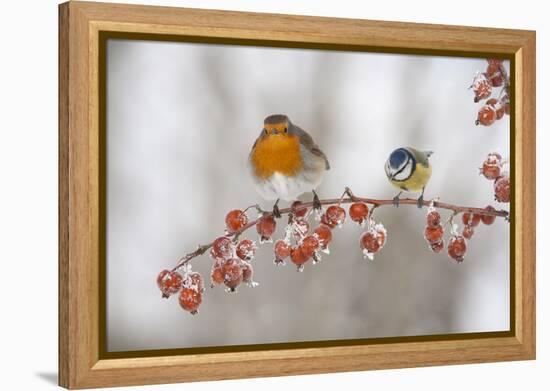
272,204 -> 282,219
313,192 -> 322,211
417,195 -> 424,209
392,195 -> 400,207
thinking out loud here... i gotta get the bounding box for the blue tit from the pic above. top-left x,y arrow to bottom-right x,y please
384,147 -> 433,208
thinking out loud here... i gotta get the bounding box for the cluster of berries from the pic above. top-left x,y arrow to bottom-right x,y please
156,266 -> 205,314
471,59 -> 510,126
480,153 -> 510,203
423,206 -> 497,262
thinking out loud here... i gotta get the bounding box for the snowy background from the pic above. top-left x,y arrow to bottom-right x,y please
106,39 -> 510,352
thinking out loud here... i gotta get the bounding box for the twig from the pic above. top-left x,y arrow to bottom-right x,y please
170,189 -> 509,271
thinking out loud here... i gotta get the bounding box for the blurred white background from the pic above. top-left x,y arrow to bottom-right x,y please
107,40 -> 510,351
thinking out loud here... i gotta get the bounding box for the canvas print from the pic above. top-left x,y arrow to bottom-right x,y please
106,39 -> 510,352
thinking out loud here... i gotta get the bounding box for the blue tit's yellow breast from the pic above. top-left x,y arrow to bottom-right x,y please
391,163 -> 432,192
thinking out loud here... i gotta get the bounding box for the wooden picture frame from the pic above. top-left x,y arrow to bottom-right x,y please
59,1 -> 536,389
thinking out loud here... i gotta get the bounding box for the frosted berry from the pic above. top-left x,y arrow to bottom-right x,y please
360,225 -> 387,256
480,153 -> 502,180
472,73 -> 492,102
188,272 -> 204,292
290,246 -> 310,268
424,225 -> 444,244
462,225 -> 475,240
157,269 -> 183,298
487,59 -> 504,67
501,95 -> 510,115
324,205 -> 346,227
494,175 -> 510,203
225,209 -> 248,233
426,210 -> 441,228
236,239 -> 256,260
462,212 -> 481,227
430,240 -> 444,253
274,240 -> 291,264
291,201 -> 308,219
210,260 -> 225,286
321,212 -> 336,228
256,215 -> 277,242
313,224 -> 333,250
448,236 -> 467,262
179,287 -> 202,313
481,206 -> 497,225
349,202 -> 369,224
487,98 -> 505,120
476,105 -> 496,126
222,258 -> 244,291
301,235 -> 320,254
241,260 -> 255,285
210,236 -> 234,261
486,62 -> 504,87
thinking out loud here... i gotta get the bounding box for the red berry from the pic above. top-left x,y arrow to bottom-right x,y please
424,225 -> 444,244
462,213 -> 481,227
222,258 -> 244,290
274,240 -> 291,263
302,235 -> 320,254
360,225 -> 387,255
487,59 -> 503,67
291,201 -> 308,219
486,63 -> 504,87
476,105 -> 496,126
426,210 -> 441,228
487,98 -> 505,120
472,73 -> 492,102
179,287 -> 202,313
210,236 -> 234,261
501,95 -> 510,115
324,205 -> 346,227
430,240 -> 444,253
462,225 -> 475,239
210,260 -> 225,286
256,215 -> 277,242
290,246 -> 310,267
320,213 -> 336,228
241,261 -> 254,284
313,224 -> 333,249
225,209 -> 248,233
236,239 -> 256,260
292,219 -> 310,241
157,269 -> 183,297
349,202 -> 369,224
480,153 -> 503,180
494,175 -> 510,203
481,205 -> 497,225
186,272 -> 204,293
448,236 -> 467,262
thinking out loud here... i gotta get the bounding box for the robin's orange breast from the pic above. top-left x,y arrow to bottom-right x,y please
250,134 -> 303,179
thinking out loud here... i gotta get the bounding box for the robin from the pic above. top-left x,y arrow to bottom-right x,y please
248,114 -> 330,217
384,147 -> 433,208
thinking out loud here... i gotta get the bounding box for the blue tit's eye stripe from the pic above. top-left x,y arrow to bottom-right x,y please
390,149 -> 416,181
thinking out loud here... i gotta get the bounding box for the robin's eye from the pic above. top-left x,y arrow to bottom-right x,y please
284,127 -> 288,133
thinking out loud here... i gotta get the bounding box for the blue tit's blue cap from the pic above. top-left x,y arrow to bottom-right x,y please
389,148 -> 408,169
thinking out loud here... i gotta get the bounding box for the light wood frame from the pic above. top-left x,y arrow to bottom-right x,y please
59,1 -> 536,389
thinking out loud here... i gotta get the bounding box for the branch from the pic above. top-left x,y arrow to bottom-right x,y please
171,188 -> 508,271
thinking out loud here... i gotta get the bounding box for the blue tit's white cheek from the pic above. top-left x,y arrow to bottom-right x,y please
393,160 -> 413,181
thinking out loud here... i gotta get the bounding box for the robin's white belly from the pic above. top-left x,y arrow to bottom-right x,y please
253,172 -> 323,201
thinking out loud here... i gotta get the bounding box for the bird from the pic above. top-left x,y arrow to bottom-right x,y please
384,147 -> 433,208
248,114 -> 330,217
